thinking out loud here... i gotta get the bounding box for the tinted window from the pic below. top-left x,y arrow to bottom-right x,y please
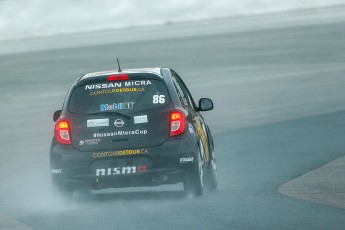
69,79 -> 170,114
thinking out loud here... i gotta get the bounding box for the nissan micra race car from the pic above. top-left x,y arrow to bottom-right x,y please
50,67 -> 217,198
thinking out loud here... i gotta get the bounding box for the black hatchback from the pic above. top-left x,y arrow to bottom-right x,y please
50,67 -> 217,198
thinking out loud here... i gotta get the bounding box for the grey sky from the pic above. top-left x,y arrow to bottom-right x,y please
1,0 -> 345,40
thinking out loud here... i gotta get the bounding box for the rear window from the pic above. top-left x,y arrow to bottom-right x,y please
68,78 -> 170,114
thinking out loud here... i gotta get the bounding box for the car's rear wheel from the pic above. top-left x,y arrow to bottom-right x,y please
204,157 -> 218,190
183,148 -> 204,197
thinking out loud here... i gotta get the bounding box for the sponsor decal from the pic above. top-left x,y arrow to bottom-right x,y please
193,117 -> 210,162
96,165 -> 147,176
85,139 -> 101,145
180,157 -> 194,163
124,80 -> 152,87
79,139 -> 101,146
188,123 -> 194,133
51,169 -> 62,174
114,119 -> 125,127
100,102 -> 134,111
153,94 -> 165,104
85,80 -> 151,90
93,149 -> 149,158
93,129 -> 148,138
90,88 -> 145,96
87,118 -> 109,127
134,115 -> 148,124
86,82 -> 121,90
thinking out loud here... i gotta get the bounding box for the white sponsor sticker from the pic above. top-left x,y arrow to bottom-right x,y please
87,118 -> 109,127
188,123 -> 194,133
180,157 -> 194,163
85,139 -> 101,145
51,169 -> 62,174
134,115 -> 148,124
79,139 -> 101,146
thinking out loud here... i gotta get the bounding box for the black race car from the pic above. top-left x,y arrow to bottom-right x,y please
50,67 -> 217,198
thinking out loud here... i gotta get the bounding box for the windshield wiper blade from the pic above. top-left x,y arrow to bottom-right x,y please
87,111 -> 131,120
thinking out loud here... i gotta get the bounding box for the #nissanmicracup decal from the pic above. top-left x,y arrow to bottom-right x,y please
87,118 -> 109,127
93,129 -> 148,138
134,115 -> 148,124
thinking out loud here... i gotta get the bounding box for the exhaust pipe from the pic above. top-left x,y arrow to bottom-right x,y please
152,174 -> 168,183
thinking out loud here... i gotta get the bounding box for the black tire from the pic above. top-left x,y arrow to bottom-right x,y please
204,157 -> 218,191
183,150 -> 204,197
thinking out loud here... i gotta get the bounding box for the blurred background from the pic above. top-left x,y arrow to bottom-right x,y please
1,0 -> 345,40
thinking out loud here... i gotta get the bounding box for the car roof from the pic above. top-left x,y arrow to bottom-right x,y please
81,67 -> 163,80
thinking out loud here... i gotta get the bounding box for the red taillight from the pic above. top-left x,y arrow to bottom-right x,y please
107,74 -> 128,81
55,119 -> 71,145
170,110 -> 186,137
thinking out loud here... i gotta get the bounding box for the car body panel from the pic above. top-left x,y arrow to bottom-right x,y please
50,67 -> 214,191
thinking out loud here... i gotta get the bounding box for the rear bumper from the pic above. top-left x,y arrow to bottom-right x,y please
55,167 -> 185,190
50,136 -> 198,190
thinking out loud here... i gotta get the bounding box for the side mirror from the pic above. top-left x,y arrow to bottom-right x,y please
198,98 -> 213,111
53,110 -> 62,122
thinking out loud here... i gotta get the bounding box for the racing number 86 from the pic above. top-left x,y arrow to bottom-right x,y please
153,95 -> 165,104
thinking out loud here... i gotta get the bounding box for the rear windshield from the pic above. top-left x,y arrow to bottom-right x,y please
68,79 -> 170,114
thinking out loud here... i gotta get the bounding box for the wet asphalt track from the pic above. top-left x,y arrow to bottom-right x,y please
1,8 -> 345,230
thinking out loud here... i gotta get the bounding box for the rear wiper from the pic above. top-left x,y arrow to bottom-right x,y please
86,111 -> 131,120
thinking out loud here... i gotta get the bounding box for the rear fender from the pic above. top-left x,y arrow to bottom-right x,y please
206,126 -> 215,160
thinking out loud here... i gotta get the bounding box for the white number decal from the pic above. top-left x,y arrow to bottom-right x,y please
153,95 -> 165,104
